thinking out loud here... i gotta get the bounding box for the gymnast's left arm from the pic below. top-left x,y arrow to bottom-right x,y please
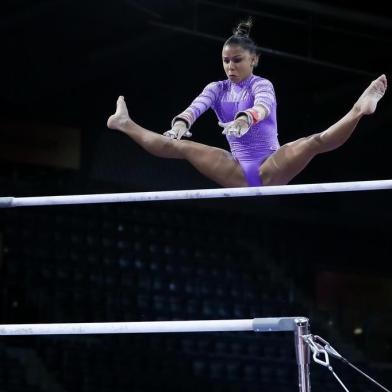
221,79 -> 275,137
240,78 -> 275,124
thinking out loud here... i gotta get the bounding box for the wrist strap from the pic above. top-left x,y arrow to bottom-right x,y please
247,108 -> 262,124
236,108 -> 262,125
171,115 -> 191,130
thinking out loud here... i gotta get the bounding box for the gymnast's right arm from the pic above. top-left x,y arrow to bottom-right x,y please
163,82 -> 219,140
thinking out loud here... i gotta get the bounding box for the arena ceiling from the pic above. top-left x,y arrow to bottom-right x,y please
2,0 -> 391,102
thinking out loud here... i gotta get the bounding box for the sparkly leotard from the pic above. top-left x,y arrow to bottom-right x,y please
173,74 -> 280,186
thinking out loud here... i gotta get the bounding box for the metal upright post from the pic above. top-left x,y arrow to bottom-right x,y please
294,317 -> 311,392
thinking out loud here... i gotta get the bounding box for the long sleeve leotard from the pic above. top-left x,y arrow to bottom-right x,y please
173,74 -> 280,186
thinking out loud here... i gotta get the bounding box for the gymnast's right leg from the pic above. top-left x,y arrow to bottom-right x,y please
107,96 -> 247,188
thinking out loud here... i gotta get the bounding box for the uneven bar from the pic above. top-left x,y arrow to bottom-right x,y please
0,317 -> 302,335
0,179 -> 391,208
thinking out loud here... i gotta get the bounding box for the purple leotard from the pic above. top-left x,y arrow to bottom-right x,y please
173,74 -> 280,186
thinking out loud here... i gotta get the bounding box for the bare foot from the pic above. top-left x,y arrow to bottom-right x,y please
354,74 -> 387,115
107,96 -> 133,131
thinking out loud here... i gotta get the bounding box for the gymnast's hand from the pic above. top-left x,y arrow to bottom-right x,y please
163,120 -> 192,140
219,116 -> 250,138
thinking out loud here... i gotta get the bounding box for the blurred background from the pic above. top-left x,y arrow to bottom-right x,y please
0,1 -> 391,391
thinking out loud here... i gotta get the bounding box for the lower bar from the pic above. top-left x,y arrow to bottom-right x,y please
0,319 -> 252,335
0,317 -> 304,335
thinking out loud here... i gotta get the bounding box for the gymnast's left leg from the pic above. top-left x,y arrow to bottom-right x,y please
260,74 -> 387,186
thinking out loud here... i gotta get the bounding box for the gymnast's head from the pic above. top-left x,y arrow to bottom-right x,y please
222,18 -> 260,83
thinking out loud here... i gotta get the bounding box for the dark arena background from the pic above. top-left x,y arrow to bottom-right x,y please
1,1 -> 392,391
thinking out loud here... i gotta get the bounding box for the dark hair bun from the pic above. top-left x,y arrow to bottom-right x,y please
233,19 -> 253,37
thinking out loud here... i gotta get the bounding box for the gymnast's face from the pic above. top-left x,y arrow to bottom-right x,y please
222,45 -> 257,83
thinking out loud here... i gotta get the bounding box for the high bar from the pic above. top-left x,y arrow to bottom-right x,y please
1,179 -> 391,208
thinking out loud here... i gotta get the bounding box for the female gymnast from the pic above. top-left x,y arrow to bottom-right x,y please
107,19 -> 387,187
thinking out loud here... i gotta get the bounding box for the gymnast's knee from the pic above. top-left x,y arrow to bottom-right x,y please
304,133 -> 322,143
304,133 -> 324,153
